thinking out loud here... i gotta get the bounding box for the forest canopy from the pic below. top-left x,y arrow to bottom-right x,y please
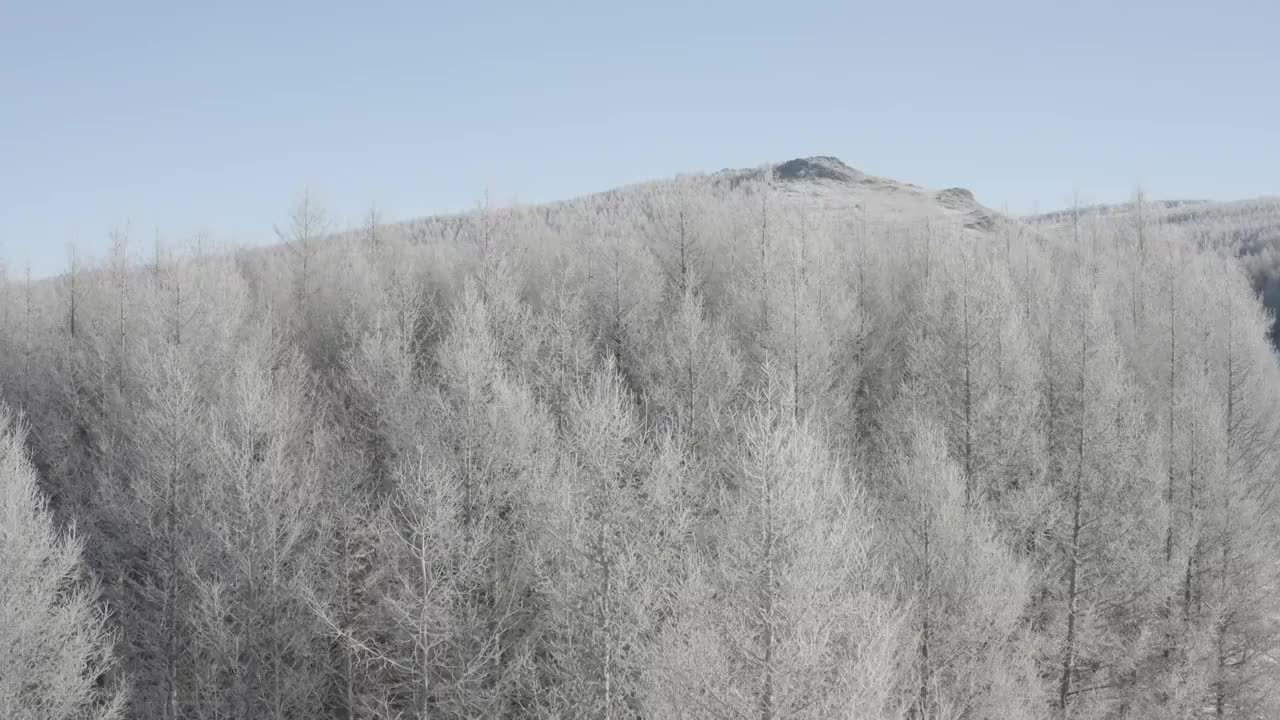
3,160 -> 1280,719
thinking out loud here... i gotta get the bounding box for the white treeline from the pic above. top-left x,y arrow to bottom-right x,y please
2,173 -> 1280,719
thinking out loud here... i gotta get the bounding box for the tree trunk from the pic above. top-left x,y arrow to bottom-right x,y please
1059,300 -> 1087,717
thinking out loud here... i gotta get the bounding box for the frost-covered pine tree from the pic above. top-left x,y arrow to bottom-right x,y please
0,405 -> 127,720
645,367 -> 911,719
881,410 -> 1046,719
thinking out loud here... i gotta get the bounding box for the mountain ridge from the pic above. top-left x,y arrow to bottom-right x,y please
380,155 -> 1008,244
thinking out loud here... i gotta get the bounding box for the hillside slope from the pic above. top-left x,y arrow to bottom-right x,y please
336,155 -> 1007,255
1030,195 -> 1280,342
3,157 -> 1280,719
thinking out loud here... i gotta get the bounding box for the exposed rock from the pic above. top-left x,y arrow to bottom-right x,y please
773,156 -> 862,183
963,209 -> 998,232
934,187 -> 997,231
935,187 -> 978,209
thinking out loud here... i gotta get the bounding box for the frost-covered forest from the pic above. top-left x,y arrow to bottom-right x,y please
4,161 -> 1280,719
1031,195 -> 1280,346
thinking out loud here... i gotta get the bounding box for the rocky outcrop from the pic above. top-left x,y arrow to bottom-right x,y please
773,156 -> 862,183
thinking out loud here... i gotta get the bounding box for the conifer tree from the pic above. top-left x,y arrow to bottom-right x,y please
646,368 -> 910,720
0,406 -> 127,720
881,411 -> 1045,719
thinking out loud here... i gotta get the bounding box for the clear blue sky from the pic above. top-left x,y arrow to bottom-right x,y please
3,0 -> 1277,277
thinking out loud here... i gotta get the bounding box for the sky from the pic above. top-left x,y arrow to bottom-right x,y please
2,0 -> 1277,277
